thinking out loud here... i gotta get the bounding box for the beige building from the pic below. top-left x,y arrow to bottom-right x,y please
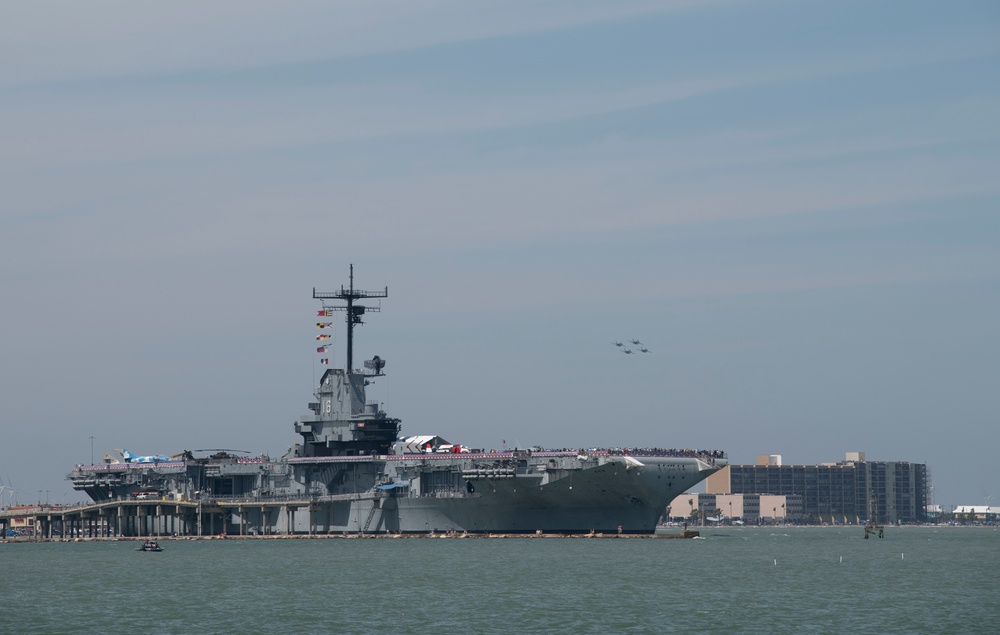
6,505 -> 41,536
666,492 -> 800,524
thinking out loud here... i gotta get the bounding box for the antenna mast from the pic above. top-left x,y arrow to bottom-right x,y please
313,264 -> 387,373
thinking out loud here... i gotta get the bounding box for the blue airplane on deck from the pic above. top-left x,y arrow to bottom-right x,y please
118,449 -> 172,463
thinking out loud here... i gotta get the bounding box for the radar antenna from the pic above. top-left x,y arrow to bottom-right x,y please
313,264 -> 387,373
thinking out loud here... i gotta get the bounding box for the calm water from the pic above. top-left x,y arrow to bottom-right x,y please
2,527 -> 997,634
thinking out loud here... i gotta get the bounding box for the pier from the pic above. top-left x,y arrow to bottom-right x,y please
1,499 -> 311,540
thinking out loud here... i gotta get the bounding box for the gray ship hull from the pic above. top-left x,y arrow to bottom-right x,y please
379,455 -> 718,533
287,455 -> 717,534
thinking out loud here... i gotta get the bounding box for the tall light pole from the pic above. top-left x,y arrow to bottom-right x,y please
89,435 -> 95,465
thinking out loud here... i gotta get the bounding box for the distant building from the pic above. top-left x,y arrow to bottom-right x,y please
951,506 -> 998,522
925,504 -> 946,522
667,493 -> 802,524
4,505 -> 40,537
704,451 -> 929,524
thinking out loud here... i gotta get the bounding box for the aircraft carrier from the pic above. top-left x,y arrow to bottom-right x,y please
67,267 -> 726,535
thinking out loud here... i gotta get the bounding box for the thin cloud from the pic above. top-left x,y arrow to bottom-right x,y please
1,0 -> 735,87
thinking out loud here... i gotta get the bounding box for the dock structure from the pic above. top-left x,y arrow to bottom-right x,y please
0,499 -> 315,540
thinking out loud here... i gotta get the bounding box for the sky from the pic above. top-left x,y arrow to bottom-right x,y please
1,0 -> 998,510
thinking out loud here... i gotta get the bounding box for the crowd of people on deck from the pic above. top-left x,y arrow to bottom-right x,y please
535,447 -> 725,459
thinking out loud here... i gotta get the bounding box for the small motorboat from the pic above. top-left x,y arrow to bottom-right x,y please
136,540 -> 163,552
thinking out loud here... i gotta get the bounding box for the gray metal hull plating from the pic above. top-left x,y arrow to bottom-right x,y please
223,453 -> 723,534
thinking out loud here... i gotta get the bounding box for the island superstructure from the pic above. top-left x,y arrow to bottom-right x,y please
67,267 -> 726,535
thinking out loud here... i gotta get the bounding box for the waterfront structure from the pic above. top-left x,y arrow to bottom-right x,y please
667,493 -> 802,524
950,505 -> 998,523
60,267 -> 725,537
705,452 -> 929,523
2,505 -> 42,537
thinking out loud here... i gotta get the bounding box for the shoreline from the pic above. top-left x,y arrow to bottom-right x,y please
3,530 -> 702,543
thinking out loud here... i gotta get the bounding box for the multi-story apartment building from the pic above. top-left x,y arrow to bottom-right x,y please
704,452 -> 929,523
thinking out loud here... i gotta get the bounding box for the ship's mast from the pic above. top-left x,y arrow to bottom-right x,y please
313,264 -> 387,373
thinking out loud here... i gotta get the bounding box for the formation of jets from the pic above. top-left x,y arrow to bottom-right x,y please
614,340 -> 650,354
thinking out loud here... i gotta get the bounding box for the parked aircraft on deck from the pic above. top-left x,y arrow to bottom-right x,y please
117,449 -> 172,463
